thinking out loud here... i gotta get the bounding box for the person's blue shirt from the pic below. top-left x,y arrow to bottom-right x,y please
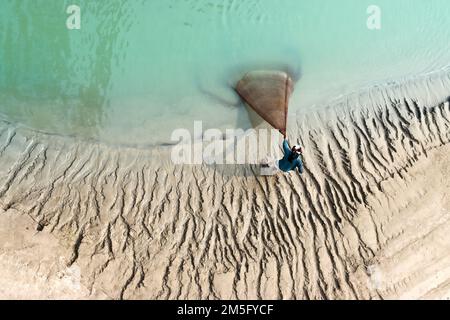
278,140 -> 304,174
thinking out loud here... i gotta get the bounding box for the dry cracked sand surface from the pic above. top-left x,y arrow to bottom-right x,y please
0,74 -> 449,300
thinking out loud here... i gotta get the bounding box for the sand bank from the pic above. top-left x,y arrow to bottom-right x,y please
0,72 -> 449,299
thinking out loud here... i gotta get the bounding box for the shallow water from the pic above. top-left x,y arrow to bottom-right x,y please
1,0 -> 450,145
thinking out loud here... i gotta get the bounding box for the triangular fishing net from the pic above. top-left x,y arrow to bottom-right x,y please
236,70 -> 293,136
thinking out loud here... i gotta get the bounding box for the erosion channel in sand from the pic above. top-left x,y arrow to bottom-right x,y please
0,72 -> 449,299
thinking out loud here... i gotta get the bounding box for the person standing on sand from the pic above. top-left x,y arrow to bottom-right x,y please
260,139 -> 304,175
278,139 -> 304,174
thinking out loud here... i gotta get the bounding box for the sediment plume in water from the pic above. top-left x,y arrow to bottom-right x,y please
0,73 -> 449,299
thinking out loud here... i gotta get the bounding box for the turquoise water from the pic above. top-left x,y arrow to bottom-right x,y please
1,0 -> 450,145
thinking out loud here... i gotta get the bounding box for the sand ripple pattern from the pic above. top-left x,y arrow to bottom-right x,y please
0,74 -> 449,299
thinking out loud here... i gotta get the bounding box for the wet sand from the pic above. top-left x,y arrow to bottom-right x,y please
0,73 -> 449,299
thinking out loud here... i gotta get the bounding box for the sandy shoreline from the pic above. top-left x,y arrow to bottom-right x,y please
0,73 -> 449,299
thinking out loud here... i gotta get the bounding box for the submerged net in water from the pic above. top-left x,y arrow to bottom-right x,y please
236,70 -> 294,137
